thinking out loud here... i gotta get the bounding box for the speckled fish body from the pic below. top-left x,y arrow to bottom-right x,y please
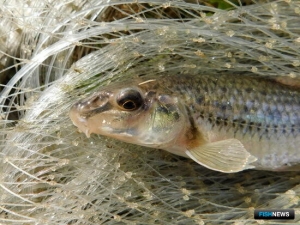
70,74 -> 300,173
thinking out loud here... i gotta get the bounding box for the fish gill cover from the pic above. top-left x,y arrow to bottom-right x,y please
0,0 -> 299,224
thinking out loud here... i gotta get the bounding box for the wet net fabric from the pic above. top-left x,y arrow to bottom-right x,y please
0,1 -> 299,224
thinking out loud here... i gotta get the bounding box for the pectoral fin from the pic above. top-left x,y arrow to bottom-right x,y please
185,139 -> 257,173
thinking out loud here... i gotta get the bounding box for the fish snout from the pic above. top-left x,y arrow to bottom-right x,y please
69,102 -> 91,137
69,92 -> 111,137
74,93 -> 109,113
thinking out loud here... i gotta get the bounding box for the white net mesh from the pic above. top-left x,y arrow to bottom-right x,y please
0,0 -> 299,224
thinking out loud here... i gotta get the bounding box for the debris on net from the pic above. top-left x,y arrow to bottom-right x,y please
0,0 -> 300,224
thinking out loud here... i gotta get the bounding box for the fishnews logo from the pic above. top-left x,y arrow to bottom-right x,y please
254,209 -> 294,220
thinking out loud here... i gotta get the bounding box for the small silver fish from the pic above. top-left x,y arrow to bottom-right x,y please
69,74 -> 300,173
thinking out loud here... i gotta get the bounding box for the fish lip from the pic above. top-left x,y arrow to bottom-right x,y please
72,92 -> 112,120
111,128 -> 136,136
81,103 -> 113,119
69,104 -> 90,137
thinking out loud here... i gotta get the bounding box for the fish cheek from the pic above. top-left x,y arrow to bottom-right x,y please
148,96 -> 186,143
110,110 -> 135,127
156,95 -> 182,127
152,105 -> 181,131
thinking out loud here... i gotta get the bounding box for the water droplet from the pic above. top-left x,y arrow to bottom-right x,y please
183,195 -> 189,201
125,172 -> 133,178
184,209 -> 195,217
226,30 -> 235,37
251,66 -> 258,72
194,50 -> 204,57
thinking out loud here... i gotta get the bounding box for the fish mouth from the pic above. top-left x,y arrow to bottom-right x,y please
69,104 -> 91,137
69,103 -> 132,138
111,128 -> 137,137
74,93 -> 112,118
69,91 -> 113,137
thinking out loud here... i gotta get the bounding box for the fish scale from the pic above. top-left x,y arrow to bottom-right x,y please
171,74 -> 300,137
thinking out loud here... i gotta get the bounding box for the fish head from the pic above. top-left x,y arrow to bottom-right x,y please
69,78 -> 187,148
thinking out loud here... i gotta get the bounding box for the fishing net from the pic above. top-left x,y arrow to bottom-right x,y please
0,0 -> 299,224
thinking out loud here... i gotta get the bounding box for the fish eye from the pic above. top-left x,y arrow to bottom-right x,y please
116,89 -> 143,111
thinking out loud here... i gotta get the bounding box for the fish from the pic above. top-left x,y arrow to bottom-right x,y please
69,74 -> 300,173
